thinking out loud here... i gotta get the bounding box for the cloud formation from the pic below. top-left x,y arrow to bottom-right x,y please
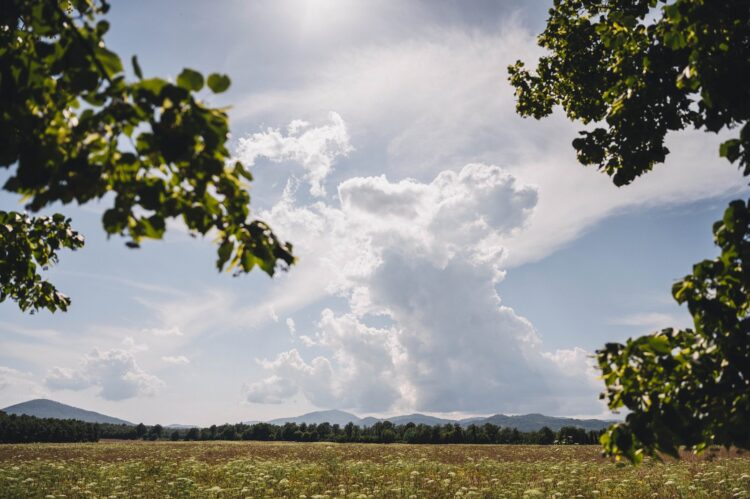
236,25 -> 745,267
0,366 -> 45,402
45,349 -> 163,401
144,326 -> 183,337
245,162 -> 602,415
237,111 -> 352,197
162,355 -> 190,365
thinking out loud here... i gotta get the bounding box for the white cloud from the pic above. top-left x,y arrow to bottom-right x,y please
234,23 -> 746,268
122,336 -> 149,352
45,349 -> 164,401
246,371 -> 310,405
286,318 -> 296,335
232,22 -> 745,417
136,289 -> 235,339
237,111 -> 353,197
161,355 -> 190,365
245,162 -> 603,415
0,366 -> 46,404
143,326 -> 183,337
609,311 -> 691,331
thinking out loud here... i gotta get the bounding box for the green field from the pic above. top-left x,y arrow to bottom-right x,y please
1,441 -> 749,498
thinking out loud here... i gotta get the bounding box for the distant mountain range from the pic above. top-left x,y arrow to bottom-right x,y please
1,399 -> 133,426
459,413 -> 614,432
1,399 -> 614,432
264,410 -> 613,432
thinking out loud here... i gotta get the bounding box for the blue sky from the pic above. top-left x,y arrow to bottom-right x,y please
1,0 -> 747,426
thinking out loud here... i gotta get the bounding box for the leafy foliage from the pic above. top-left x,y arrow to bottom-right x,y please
509,0 -> 750,186
0,0 -> 293,312
599,200 -> 750,462
0,211 -> 84,312
509,0 -> 750,461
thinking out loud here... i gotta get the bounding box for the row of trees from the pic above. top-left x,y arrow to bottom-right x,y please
167,421 -> 601,445
0,412 -> 602,446
0,412 -> 99,443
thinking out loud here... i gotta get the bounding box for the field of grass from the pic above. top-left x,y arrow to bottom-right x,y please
0,441 -> 749,498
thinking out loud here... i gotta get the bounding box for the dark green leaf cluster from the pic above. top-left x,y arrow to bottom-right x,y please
511,0 -> 750,463
598,200 -> 750,462
0,211 -> 84,312
508,0 -> 750,185
0,1 -> 294,311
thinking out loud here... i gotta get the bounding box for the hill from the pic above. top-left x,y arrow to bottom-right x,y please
1,399 -> 133,426
268,409 -> 362,426
385,413 -> 454,426
470,413 -> 611,432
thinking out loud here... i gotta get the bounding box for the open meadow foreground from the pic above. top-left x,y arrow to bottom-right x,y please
1,442 -> 750,499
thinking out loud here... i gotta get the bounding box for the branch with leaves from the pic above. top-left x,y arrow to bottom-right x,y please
509,0 -> 750,461
0,212 -> 84,312
0,0 -> 294,312
599,200 -> 750,462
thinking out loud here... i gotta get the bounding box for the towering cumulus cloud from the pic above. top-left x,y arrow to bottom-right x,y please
245,158 -> 602,415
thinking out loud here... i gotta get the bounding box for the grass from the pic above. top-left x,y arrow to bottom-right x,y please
0,441 -> 749,498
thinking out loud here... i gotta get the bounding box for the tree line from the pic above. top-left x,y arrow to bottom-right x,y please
165,421 -> 602,446
0,411 -> 602,445
0,411 -> 99,443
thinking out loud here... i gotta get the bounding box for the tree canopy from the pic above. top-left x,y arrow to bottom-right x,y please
1,0 -> 294,312
509,0 -> 750,186
510,0 -> 750,462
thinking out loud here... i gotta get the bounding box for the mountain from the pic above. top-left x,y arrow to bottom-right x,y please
166,424 -> 198,429
1,399 -> 133,425
262,409 -> 613,432
268,409 -> 362,426
265,411 -> 450,427
463,413 -> 612,432
384,414 -> 454,426
359,417 -> 381,427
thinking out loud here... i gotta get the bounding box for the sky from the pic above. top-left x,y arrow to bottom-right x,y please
1,0 -> 747,426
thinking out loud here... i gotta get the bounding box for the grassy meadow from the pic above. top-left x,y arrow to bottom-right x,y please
1,441 -> 749,498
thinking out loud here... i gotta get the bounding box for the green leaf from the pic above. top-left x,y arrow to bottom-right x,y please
139,77 -> 167,95
177,68 -> 204,92
94,46 -> 123,77
217,239 -> 234,271
645,335 -> 671,355
207,73 -> 231,93
131,55 -> 143,79
719,139 -> 740,162
96,20 -> 110,35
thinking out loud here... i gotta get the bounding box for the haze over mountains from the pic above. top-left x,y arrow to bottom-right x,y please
2,400 -> 613,432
